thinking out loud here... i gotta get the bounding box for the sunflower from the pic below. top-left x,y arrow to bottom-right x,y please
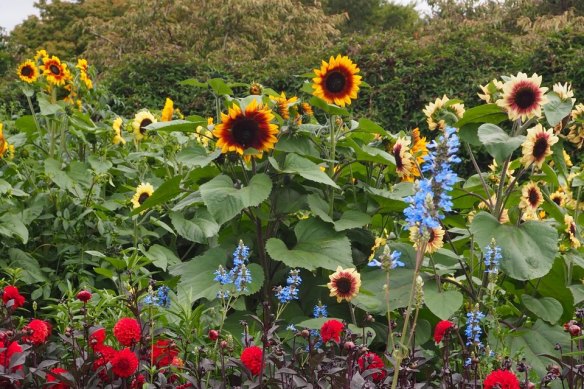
0,123 -> 7,157
563,150 -> 573,167
213,99 -> 278,161
300,102 -> 313,116
249,82 -> 263,95
76,58 -> 93,89
550,189 -> 567,207
411,127 -> 428,166
519,181 -> 543,220
410,225 -> 445,253
553,82 -> 574,102
17,60 -> 39,83
567,104 -> 584,149
161,98 -> 174,122
392,137 -> 416,182
271,92 -> 298,120
565,214 -> 581,249
112,117 -> 126,145
132,111 -> 157,141
41,56 -> 71,86
497,72 -> 548,121
34,49 -> 48,63
520,124 -> 558,169
131,183 -> 155,209
477,79 -> 504,104
312,55 -> 361,107
327,266 -> 361,303
422,95 -> 465,131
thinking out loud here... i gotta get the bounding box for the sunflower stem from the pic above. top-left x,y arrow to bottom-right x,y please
328,115 -> 337,217
347,300 -> 357,326
464,142 -> 492,209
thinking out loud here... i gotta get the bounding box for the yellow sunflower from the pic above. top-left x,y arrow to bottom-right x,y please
411,127 -> 428,165
422,95 -> 465,131
519,181 -> 543,220
567,104 -> 584,149
131,182 -> 155,209
410,225 -> 445,253
249,82 -> 263,95
550,189 -> 567,207
496,72 -> 548,121
132,111 -> 157,141
17,60 -> 39,83
327,266 -> 361,303
34,49 -> 48,63
312,55 -> 361,107
271,92 -> 298,120
76,58 -> 93,89
213,99 -> 278,161
392,137 -> 416,182
300,102 -> 314,117
565,214 -> 581,249
112,117 -> 126,145
161,98 -> 174,122
0,123 -> 7,157
40,56 -> 71,86
520,124 -> 558,169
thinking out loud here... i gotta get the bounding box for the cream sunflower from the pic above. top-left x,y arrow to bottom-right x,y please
132,111 -> 157,141
565,214 -> 581,249
410,225 -> 445,253
477,79 -> 504,103
161,98 -> 174,122
112,117 -> 126,145
553,82 -> 574,102
497,72 -> 548,121
392,137 -> 416,182
567,104 -> 584,149
131,182 -> 155,209
550,189 -> 567,207
423,95 -> 465,131
17,60 -> 39,83
213,99 -> 278,162
519,181 -> 543,220
312,55 -> 361,107
327,266 -> 361,302
520,124 -> 558,169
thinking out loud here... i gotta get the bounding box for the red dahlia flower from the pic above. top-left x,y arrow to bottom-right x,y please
93,344 -> 116,381
22,319 -> 51,345
151,339 -> 179,367
131,374 -> 146,388
46,367 -> 71,388
358,352 -> 386,382
320,319 -> 344,343
76,290 -> 92,303
483,369 -> 520,389
111,348 -> 139,378
89,327 -> 106,348
433,320 -> 454,343
240,346 -> 263,376
113,317 -> 141,346
2,285 -> 25,309
0,341 -> 23,372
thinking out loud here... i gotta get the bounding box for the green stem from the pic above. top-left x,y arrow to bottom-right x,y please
328,115 -> 336,217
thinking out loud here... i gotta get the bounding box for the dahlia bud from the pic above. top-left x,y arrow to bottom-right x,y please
548,365 -> 561,376
344,341 -> 355,351
301,329 -> 310,338
208,330 -> 219,341
76,290 -> 92,303
220,340 -> 228,349
569,324 -> 581,336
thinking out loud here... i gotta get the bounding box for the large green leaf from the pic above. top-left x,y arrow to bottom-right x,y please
477,123 -> 525,163
307,194 -> 371,231
269,154 -> 339,188
352,268 -> 417,314
309,96 -> 349,116
455,104 -> 508,145
169,210 -> 219,243
356,118 -> 388,136
145,120 -> 200,133
265,218 -> 352,271
37,94 -> 64,116
544,92 -> 573,127
470,212 -> 558,280
341,138 -> 395,165
143,244 -> 181,271
199,173 -> 272,224
0,213 -> 29,243
424,284 -> 463,320
521,295 -> 562,325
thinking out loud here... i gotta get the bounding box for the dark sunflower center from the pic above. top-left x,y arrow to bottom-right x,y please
21,66 -> 33,77
514,87 -> 536,110
138,193 -> 150,204
335,276 -> 352,294
428,228 -> 436,243
552,195 -> 561,206
570,223 -> 577,235
49,64 -> 61,76
325,71 -> 347,94
532,136 -> 548,160
394,145 -> 403,169
232,118 -> 259,147
528,188 -> 539,206
140,119 -> 152,134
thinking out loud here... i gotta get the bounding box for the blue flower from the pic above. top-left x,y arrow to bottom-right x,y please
465,310 -> 485,347
275,269 -> 302,304
157,286 -> 170,308
214,240 -> 253,297
287,324 -> 297,332
313,303 -> 328,318
484,240 -> 502,274
369,246 -> 404,270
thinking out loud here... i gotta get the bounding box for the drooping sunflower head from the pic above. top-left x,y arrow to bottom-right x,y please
34,49 -> 49,63
497,72 -> 548,121
132,111 -> 157,141
422,95 -> 465,131
17,60 -> 39,83
410,225 -> 445,253
520,124 -> 558,169
41,56 -> 71,86
327,266 -> 361,303
212,99 -> 279,161
131,182 -> 155,209
567,104 -> 584,148
271,92 -> 298,120
312,55 -> 361,107
392,137 -> 416,182
112,117 -> 126,145
76,58 -> 93,89
161,98 -> 174,122
565,214 -> 581,249
477,79 -> 504,104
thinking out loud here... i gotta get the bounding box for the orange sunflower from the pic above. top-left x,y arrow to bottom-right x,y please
312,55 -> 361,107
497,72 -> 548,121
17,60 -> 39,83
327,266 -> 361,303
520,124 -> 558,169
271,92 -> 298,120
213,99 -> 278,161
519,181 -> 543,220
41,56 -> 71,86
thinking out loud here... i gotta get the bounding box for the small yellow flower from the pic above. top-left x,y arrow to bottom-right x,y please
271,92 -> 298,120
112,117 -> 126,145
161,98 -> 174,122
131,182 -> 155,209
76,58 -> 93,89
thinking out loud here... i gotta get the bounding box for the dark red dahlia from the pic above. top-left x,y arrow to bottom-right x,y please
113,317 -> 141,346
433,320 -> 454,343
46,367 -> 71,388
93,344 -> 116,381
151,339 -> 179,367
76,290 -> 92,303
483,369 -> 520,389
320,319 -> 344,343
241,346 -> 263,376
358,352 -> 386,383
89,327 -> 106,348
2,285 -> 25,309
131,373 -> 146,388
208,329 -> 219,341
0,341 -> 23,372
111,348 -> 139,378
22,319 -> 51,345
